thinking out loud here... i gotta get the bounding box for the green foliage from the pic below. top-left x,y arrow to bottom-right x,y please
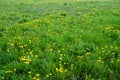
0,0 -> 120,80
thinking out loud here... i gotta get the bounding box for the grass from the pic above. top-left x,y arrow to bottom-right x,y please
0,0 -> 120,80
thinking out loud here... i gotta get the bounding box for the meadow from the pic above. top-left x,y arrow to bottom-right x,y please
0,0 -> 120,80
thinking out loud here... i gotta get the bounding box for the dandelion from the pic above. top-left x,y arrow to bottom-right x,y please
64,69 -> 68,72
101,61 -> 104,64
24,44 -> 27,47
63,54 -> 66,56
108,50 -> 110,53
32,77 -> 36,80
59,57 -> 62,60
101,48 -> 104,50
110,46 -> 113,48
20,57 -> 26,61
24,61 -> 30,64
58,50 -> 61,53
10,43 -> 14,46
112,53 -> 115,55
5,70 -> 12,73
19,45 -> 24,48
96,59 -> 102,62
36,73 -> 40,77
64,62 -> 67,64
49,73 -> 52,76
50,48 -> 53,51
111,60 -> 114,63
59,63 -> 62,67
29,75 -> 31,78
105,45 -> 108,48
62,48 -> 65,51
29,51 -> 33,55
34,55 -> 38,58
77,56 -> 83,59
36,78 -> 40,80
28,71 -> 31,74
56,68 -> 59,72
117,60 -> 120,62
1,76 -> 4,79
60,54 -> 62,56
106,53 -> 108,55
59,67 -> 64,73
7,49 -> 10,52
86,52 -> 91,55
46,75 -> 49,77
14,68 -> 16,71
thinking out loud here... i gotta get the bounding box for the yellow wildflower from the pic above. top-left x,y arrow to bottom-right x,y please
1,76 -> 4,79
86,52 -> 91,55
36,73 -> 40,77
77,56 -> 83,59
46,75 -> 49,77
59,57 -> 62,60
56,68 -> 59,72
50,48 -> 53,51
34,55 -> 38,58
59,67 -> 63,73
49,73 -> 52,76
24,61 -> 30,64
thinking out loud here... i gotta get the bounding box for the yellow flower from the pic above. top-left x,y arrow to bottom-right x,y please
1,76 -> 4,79
19,45 -> 24,48
59,57 -> 62,60
46,75 -> 49,77
86,52 -> 90,55
49,73 -> 52,76
29,51 -> 33,55
77,56 -> 83,59
117,60 -> 120,62
36,73 -> 40,77
10,43 -> 14,46
24,61 -> 30,64
59,67 -> 63,73
28,71 -> 31,74
34,55 -> 38,58
56,68 -> 59,72
29,75 -> 31,78
7,49 -> 10,52
96,59 -> 102,62
58,50 -> 61,53
59,64 -> 62,67
32,77 -> 36,80
14,68 -> 16,71
5,70 -> 12,73
110,46 -> 113,48
50,48 -> 53,51
105,46 -> 108,48
64,69 -> 68,72
60,54 -> 62,56
62,48 -> 65,51
20,57 -> 26,61
101,61 -> 104,64
111,60 -> 114,63
112,53 -> 115,55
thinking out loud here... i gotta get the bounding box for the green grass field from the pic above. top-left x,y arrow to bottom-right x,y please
0,0 -> 120,80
